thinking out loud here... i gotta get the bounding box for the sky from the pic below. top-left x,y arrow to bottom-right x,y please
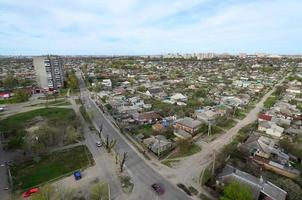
0,0 -> 302,55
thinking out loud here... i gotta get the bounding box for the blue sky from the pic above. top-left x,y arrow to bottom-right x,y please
0,0 -> 302,55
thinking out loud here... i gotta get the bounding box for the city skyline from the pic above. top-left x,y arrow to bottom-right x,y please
1,0 -> 302,55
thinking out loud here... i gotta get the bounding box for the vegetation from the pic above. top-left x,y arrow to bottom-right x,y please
170,140 -> 201,158
90,182 -> 109,200
0,108 -> 80,150
161,159 -> 179,168
188,186 -> 199,196
279,137 -> 302,158
220,181 -> 253,200
66,71 -> 79,93
217,118 -> 237,130
0,89 -> 31,104
264,95 -> 278,108
120,175 -> 134,193
79,105 -> 92,124
11,145 -> 94,190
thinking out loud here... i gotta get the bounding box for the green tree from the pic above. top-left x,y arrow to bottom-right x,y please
13,89 -> 30,103
67,73 -> 79,90
3,74 -> 16,91
220,181 -> 253,200
65,125 -> 80,143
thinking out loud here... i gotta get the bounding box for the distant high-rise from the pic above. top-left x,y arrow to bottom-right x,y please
33,56 -> 64,90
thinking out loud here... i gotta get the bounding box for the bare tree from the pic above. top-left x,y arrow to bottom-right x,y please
104,135 -> 116,153
120,152 -> 128,173
115,152 -> 119,165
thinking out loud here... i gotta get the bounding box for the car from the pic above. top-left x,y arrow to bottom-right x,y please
23,187 -> 39,198
0,107 -> 4,112
151,183 -> 165,195
74,171 -> 82,180
96,141 -> 102,147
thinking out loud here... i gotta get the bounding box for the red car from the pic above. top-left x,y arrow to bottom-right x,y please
23,188 -> 39,198
151,183 -> 165,195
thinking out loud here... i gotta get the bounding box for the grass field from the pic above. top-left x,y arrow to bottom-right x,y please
170,143 -> 201,159
11,145 -> 94,190
0,107 -> 76,133
217,118 -> 237,130
29,99 -> 71,107
161,159 -> 179,167
0,108 -> 78,149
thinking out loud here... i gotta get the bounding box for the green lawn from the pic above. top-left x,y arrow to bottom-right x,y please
11,145 -> 94,190
170,144 -> 201,159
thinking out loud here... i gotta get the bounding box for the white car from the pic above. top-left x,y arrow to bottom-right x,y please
0,107 -> 4,112
96,141 -> 102,147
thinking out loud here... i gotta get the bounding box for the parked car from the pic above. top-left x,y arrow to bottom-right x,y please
0,107 -> 4,112
96,141 -> 102,147
23,187 -> 39,198
151,183 -> 165,195
74,171 -> 82,180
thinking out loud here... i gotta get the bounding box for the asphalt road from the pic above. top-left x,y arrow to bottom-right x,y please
77,72 -> 191,200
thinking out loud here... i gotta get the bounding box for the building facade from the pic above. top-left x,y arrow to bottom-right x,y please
33,56 -> 64,90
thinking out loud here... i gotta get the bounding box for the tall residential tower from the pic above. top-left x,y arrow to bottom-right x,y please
33,56 -> 64,90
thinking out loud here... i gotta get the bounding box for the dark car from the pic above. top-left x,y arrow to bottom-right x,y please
74,171 -> 82,180
151,183 -> 165,195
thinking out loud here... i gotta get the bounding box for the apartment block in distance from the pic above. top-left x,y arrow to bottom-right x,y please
33,56 -> 64,90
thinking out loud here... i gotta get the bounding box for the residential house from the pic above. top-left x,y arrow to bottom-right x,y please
241,134 -> 289,162
286,87 -> 301,94
258,121 -> 284,138
253,156 -> 300,179
152,123 -> 167,133
258,113 -> 273,122
175,117 -> 202,135
195,109 -> 219,124
170,93 -> 188,102
145,87 -> 167,99
132,111 -> 162,125
173,129 -> 193,140
101,79 -> 112,90
217,165 -> 287,200
117,105 -> 142,116
221,96 -> 247,107
143,135 -> 173,155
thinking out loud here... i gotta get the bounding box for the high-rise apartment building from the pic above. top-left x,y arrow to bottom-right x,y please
33,56 -> 64,90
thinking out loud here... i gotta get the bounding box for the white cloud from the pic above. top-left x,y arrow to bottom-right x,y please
0,0 -> 301,55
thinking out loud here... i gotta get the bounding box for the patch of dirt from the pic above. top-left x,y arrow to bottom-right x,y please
25,116 -> 48,133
